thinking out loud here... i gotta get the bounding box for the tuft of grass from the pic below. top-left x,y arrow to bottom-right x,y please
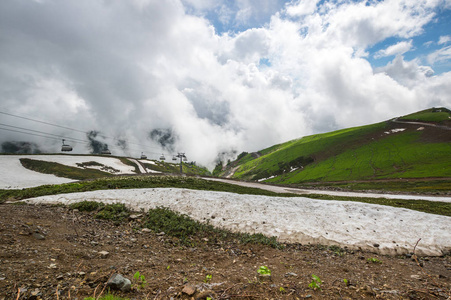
70,200 -> 104,212
143,206 -> 283,248
84,294 -> 129,300
367,257 -> 382,264
69,201 -> 129,224
94,203 -> 129,223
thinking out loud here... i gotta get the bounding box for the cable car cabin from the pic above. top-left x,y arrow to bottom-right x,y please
140,152 -> 147,159
183,156 -> 187,161
101,149 -> 111,155
159,154 -> 165,161
172,156 -> 177,161
61,139 -> 73,152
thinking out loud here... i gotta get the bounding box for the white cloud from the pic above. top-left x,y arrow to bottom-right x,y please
374,40 -> 413,58
375,55 -> 434,87
286,0 -> 320,17
438,35 -> 451,45
427,46 -> 451,64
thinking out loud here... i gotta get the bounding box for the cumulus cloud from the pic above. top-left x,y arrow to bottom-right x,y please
0,0 -> 450,169
374,40 -> 413,58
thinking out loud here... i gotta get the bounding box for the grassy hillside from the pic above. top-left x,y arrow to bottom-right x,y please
141,160 -> 211,176
218,108 -> 451,191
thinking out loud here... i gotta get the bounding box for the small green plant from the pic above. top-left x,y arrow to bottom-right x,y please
367,257 -> 382,264
279,287 -> 286,293
84,293 -> 129,300
308,274 -> 322,290
166,265 -> 170,270
343,278 -> 349,286
133,271 -> 147,290
257,266 -> 271,276
204,274 -> 212,283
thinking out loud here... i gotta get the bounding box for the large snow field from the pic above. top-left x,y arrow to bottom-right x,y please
25,188 -> 451,256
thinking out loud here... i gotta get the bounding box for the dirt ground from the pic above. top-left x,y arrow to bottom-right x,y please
1,203 -> 450,300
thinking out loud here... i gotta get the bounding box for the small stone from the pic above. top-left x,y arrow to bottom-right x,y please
182,284 -> 196,296
157,232 -> 165,236
56,275 -> 64,280
129,214 -> 143,220
48,263 -> 57,269
32,233 -> 45,240
141,228 -> 151,233
373,243 -> 379,248
285,272 -> 298,277
410,275 -> 421,280
107,274 -> 131,292
99,251 -> 109,258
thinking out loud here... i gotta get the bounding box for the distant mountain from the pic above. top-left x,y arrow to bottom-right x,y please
216,107 -> 451,186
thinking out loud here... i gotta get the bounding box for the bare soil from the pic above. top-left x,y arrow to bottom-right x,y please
1,203 -> 450,300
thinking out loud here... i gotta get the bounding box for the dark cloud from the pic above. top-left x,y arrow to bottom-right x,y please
149,129 -> 177,152
1,141 -> 42,154
87,131 -> 109,154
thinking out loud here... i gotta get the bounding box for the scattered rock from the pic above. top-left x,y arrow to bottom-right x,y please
141,228 -> 151,233
106,273 -> 131,292
285,272 -> 298,277
129,214 -> 143,220
181,284 -> 196,296
99,251 -> 109,258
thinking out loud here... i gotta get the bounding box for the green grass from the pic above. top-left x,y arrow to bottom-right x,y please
222,110 -> 450,188
271,131 -> 451,184
70,201 -> 130,223
144,206 -> 282,248
20,158 -> 114,180
399,107 -> 451,123
84,294 -> 129,300
297,180 -> 451,194
229,121 -> 388,181
141,160 -> 211,176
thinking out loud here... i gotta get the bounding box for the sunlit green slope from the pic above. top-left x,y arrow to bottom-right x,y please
218,108 -> 451,184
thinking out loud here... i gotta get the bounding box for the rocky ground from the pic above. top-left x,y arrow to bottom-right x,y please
0,203 -> 450,300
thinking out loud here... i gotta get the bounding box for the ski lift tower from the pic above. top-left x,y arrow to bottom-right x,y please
175,152 -> 187,174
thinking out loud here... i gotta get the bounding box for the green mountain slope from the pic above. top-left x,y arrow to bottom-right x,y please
218,108 -> 451,186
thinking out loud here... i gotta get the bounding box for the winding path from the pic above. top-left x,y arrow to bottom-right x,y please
203,177 -> 451,203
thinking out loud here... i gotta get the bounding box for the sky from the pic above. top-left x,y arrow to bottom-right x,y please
0,0 -> 450,168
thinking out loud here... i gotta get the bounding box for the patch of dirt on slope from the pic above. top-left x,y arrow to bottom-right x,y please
1,204 -> 450,299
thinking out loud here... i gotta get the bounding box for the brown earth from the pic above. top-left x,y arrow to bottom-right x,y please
1,203 -> 450,300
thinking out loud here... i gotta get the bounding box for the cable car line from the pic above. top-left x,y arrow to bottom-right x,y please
0,111 -> 86,133
0,110 -> 166,151
0,123 -> 87,143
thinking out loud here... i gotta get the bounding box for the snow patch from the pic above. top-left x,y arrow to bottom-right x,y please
384,128 -> 406,135
25,188 -> 451,256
